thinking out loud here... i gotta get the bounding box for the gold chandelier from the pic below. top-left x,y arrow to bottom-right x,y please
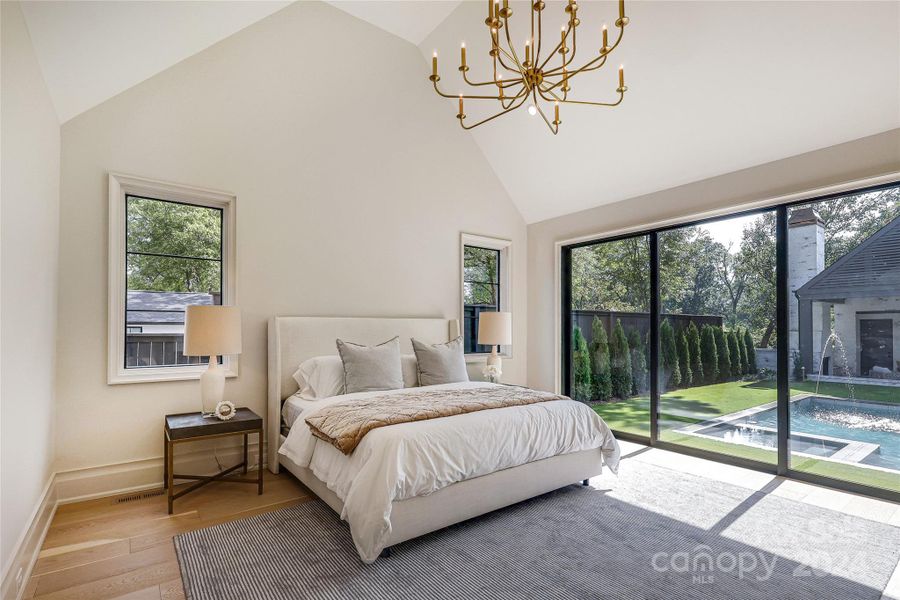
429,0 -> 629,134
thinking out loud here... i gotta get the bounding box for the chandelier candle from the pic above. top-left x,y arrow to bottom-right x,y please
429,0 -> 630,133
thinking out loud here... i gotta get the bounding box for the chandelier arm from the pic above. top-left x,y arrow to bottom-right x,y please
459,93 -> 530,130
499,83 -> 530,109
501,12 -> 526,73
531,89 -> 559,135
557,91 -> 626,107
432,80 -> 506,101
543,55 -> 607,91
463,70 -> 524,88
548,23 -> 625,76
536,20 -> 573,72
543,24 -> 623,81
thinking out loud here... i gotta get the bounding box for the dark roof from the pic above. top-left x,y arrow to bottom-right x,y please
796,214 -> 900,301
126,291 -> 214,324
788,207 -> 824,228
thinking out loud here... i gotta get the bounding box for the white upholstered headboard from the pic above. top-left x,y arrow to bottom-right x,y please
266,316 -> 459,473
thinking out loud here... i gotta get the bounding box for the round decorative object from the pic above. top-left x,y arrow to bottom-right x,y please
214,400 -> 237,421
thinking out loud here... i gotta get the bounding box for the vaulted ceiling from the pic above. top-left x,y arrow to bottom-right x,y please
20,1 -> 900,223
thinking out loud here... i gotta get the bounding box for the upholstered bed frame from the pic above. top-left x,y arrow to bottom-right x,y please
267,316 -> 605,553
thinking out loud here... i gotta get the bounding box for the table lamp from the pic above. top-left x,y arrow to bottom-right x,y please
184,305 -> 242,416
477,311 -> 511,382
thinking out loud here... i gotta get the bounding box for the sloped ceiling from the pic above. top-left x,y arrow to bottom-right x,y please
20,0 -> 292,122
21,1 -> 900,223
421,1 -> 900,222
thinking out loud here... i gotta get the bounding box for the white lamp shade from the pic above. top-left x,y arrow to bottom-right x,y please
478,311 -> 512,346
183,305 -> 242,357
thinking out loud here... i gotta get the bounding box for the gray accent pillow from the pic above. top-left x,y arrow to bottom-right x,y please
411,336 -> 470,386
335,337 -> 404,394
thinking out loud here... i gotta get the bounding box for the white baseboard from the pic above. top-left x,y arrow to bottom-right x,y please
1,475 -> 57,600
0,443 -> 263,600
56,441 -> 263,504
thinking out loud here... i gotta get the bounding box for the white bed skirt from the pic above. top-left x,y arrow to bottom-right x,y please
278,439 -> 606,550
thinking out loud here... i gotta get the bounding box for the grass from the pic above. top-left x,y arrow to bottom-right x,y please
591,379 -> 900,493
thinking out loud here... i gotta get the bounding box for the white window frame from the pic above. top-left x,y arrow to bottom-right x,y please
460,233 -> 513,362
107,173 -> 238,384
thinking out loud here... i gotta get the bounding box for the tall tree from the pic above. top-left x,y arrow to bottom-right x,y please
686,321 -> 703,383
660,319 -> 681,389
700,325 -> 719,384
743,328 -> 757,374
572,326 -> 592,402
713,326 -> 731,382
590,318 -> 612,401
736,327 -> 749,374
726,330 -> 742,377
609,320 -> 633,399
627,327 -> 648,395
677,329 -> 693,387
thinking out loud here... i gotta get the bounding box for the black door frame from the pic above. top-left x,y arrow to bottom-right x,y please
560,180 -> 900,503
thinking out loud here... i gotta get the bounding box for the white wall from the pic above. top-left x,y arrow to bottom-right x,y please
1,0 -> 61,578
54,1 -> 527,489
527,129 -> 900,392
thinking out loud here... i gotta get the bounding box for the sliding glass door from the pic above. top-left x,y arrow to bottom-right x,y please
657,212 -> 778,464
561,181 -> 900,501
567,235 -> 651,437
787,188 -> 900,494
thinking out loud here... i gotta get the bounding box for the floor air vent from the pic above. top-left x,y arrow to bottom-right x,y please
115,489 -> 165,504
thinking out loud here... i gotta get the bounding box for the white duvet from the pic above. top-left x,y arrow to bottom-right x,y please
278,381 -> 620,562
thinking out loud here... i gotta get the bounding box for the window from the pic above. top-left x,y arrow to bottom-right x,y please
108,174 -> 236,384
561,179 -> 900,502
461,234 -> 512,356
567,235 -> 651,437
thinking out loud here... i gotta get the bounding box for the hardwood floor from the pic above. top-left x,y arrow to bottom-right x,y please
24,472 -> 311,600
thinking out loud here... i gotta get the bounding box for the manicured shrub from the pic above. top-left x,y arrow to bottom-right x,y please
743,328 -> 757,374
627,327 -> 649,395
687,321 -> 703,383
590,317 -> 612,401
660,318 -> 681,389
736,328 -> 750,375
572,326 -> 592,401
609,319 -> 633,399
727,330 -> 742,377
678,329 -> 693,387
700,325 -> 719,384
712,326 -> 731,382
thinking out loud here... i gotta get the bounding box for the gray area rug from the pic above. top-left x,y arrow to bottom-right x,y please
175,461 -> 899,600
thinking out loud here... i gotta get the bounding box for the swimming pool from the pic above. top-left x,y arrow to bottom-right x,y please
693,396 -> 900,471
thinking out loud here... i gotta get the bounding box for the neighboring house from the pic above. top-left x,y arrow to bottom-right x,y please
791,210 -> 900,378
125,290 -> 217,366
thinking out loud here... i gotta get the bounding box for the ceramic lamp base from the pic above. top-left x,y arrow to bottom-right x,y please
485,348 -> 502,383
200,357 -> 225,416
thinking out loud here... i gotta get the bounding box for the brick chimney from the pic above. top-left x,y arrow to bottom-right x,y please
788,207 -> 826,373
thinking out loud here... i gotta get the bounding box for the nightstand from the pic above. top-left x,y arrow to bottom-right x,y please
164,408 -> 263,514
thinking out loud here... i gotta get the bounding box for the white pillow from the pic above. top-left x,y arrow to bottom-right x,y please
291,353 -> 420,399
401,354 -> 419,389
291,355 -> 344,400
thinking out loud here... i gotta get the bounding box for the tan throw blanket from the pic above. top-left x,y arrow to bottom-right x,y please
305,386 -> 567,455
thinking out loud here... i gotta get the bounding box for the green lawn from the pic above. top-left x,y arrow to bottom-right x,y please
592,379 -> 900,493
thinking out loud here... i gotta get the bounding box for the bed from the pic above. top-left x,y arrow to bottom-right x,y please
267,316 -> 620,562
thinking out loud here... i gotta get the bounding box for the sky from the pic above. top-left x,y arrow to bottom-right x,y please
698,213 -> 763,252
